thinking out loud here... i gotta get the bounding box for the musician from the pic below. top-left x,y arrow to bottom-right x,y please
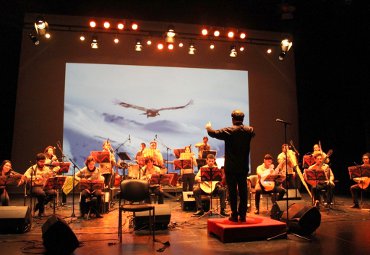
179,146 -> 197,191
193,154 -> 228,217
303,153 -> 335,208
143,140 -> 164,168
206,110 -> 254,222
140,157 -> 164,204
1,160 -> 22,206
312,144 -> 329,164
350,152 -> 370,208
195,136 -> 211,159
75,156 -> 104,218
277,144 -> 297,188
254,154 -> 286,214
100,140 -> 116,188
18,153 -> 57,217
135,143 -> 147,161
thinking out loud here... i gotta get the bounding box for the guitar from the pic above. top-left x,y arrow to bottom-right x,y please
200,181 -> 219,194
353,177 -> 370,190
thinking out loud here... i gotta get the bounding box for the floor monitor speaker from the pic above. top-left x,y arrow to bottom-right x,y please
134,204 -> 171,230
0,206 -> 31,233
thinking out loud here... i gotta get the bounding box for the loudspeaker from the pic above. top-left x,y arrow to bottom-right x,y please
181,191 -> 196,211
42,215 -> 79,255
283,189 -> 302,200
271,200 -> 321,236
0,206 -> 31,233
134,204 -> 171,230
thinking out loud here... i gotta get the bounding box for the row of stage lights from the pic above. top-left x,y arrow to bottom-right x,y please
29,17 -> 292,60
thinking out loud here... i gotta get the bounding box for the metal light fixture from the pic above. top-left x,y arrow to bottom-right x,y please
279,38 -> 293,60
230,46 -> 237,57
28,33 -> 39,45
135,40 -> 142,51
91,36 -> 98,49
188,44 -> 196,55
166,25 -> 176,43
34,16 -> 49,36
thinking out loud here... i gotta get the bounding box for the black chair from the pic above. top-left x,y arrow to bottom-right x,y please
118,179 -> 155,243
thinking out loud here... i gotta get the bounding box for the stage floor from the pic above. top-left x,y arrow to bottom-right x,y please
1,192 -> 370,255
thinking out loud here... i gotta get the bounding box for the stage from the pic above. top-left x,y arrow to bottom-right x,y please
0,193 -> 370,255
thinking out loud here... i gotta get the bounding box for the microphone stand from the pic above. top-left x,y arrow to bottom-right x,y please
268,119 -> 310,241
67,157 -> 80,219
155,135 -> 172,170
114,135 -> 131,178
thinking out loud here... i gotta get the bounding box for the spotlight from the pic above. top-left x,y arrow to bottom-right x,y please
157,43 -> 164,50
28,33 -> 39,45
166,25 -> 175,43
146,39 -> 152,46
240,32 -> 246,39
239,46 -> 245,52
201,28 -> 208,36
213,30 -> 220,37
91,36 -> 98,49
114,37 -> 119,44
103,21 -> 110,29
135,40 -> 142,51
230,46 -> 237,57
279,38 -> 292,60
79,35 -> 86,41
267,48 -> 272,54
117,23 -> 124,30
89,20 -> 96,28
209,43 -> 215,50
188,44 -> 196,55
167,43 -> 174,50
45,33 -> 51,39
227,31 -> 235,39
34,16 -> 49,36
131,22 -> 139,30
178,42 -> 184,48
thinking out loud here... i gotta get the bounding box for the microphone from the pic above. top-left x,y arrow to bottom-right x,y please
128,135 -> 131,143
155,134 -> 157,140
289,140 -> 300,156
276,118 -> 292,125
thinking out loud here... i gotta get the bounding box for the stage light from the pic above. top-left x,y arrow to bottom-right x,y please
131,22 -> 139,30
239,46 -> 245,52
91,36 -> 98,49
89,20 -> 96,28
166,25 -> 176,43
230,46 -> 237,57
279,38 -> 292,60
146,39 -> 152,46
201,28 -> 208,36
167,43 -> 174,50
188,44 -> 196,55
34,16 -> 49,36
79,35 -> 86,41
28,33 -> 39,45
157,43 -> 164,50
103,21 -> 110,29
178,42 -> 184,48
213,30 -> 220,37
114,37 -> 119,44
227,31 -> 235,39
240,32 -> 246,39
45,33 -> 51,39
267,48 -> 272,54
135,40 -> 142,51
209,43 -> 215,50
117,23 -> 124,30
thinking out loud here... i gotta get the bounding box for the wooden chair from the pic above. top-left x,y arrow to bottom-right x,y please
118,179 -> 156,243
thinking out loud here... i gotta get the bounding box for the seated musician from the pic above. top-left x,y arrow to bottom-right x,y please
254,154 -> 286,214
179,146 -> 197,191
1,160 -> 22,206
312,144 -> 330,164
193,154 -> 228,217
277,144 -> 297,188
350,152 -> 370,208
100,140 -> 116,188
303,153 -> 335,208
18,153 -> 57,217
140,157 -> 164,204
75,156 -> 104,218
144,140 -> 164,168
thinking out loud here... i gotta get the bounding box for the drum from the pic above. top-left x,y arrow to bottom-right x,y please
128,164 -> 140,179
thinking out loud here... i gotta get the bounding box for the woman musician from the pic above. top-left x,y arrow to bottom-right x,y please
140,157 -> 164,204
277,144 -> 297,188
75,156 -> 104,219
18,153 -> 57,217
1,160 -> 22,206
100,140 -> 116,189
179,146 -> 197,192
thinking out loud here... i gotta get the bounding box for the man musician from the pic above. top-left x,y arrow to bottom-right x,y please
254,154 -> 286,214
350,152 -> 370,208
18,153 -> 57,217
194,136 -> 211,159
140,157 -> 165,204
143,140 -> 164,168
277,144 -> 297,189
193,154 -> 228,217
303,153 -> 335,208
75,156 -> 104,218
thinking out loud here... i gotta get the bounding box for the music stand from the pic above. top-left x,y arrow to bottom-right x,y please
198,167 -> 222,218
79,179 -> 104,191
201,150 -> 217,159
90,151 -> 110,163
305,169 -> 327,187
150,174 -> 173,186
43,176 -> 67,214
52,162 -> 71,174
173,159 -> 192,170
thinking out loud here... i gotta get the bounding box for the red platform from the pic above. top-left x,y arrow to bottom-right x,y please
207,215 -> 287,243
